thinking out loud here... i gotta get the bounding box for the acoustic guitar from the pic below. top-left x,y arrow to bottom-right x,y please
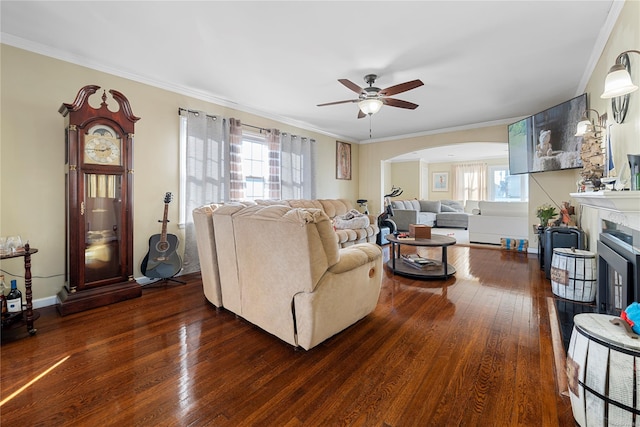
141,192 -> 182,279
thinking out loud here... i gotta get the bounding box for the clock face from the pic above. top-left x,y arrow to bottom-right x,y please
84,124 -> 122,165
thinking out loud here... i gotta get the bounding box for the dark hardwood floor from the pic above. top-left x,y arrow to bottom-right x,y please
1,244 -> 575,426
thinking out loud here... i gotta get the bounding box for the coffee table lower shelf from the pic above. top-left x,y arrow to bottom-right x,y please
387,259 -> 456,279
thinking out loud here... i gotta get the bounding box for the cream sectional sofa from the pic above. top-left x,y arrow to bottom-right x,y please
467,201 -> 529,245
255,198 -> 379,247
192,203 -> 383,350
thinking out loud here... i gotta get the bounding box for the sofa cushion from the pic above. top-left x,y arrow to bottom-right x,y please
419,200 -> 441,213
436,212 -> 470,228
417,212 -> 437,225
391,200 -> 419,211
440,204 -> 457,212
440,200 -> 464,212
317,199 -> 354,219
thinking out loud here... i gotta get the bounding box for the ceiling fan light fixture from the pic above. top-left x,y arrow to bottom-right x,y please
358,98 -> 383,115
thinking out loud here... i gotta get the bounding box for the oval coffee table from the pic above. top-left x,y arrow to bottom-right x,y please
386,234 -> 456,279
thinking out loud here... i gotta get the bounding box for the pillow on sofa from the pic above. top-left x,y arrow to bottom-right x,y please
334,209 -> 370,229
440,204 -> 457,212
419,200 -> 441,213
440,200 -> 464,212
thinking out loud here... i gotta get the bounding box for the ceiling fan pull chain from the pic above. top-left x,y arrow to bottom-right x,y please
369,115 -> 373,139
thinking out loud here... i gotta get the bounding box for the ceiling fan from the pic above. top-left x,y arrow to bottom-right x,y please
317,74 -> 424,119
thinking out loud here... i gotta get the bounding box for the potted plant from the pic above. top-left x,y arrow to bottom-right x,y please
536,203 -> 558,228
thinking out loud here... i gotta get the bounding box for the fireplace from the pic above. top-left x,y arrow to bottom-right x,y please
596,224 -> 640,315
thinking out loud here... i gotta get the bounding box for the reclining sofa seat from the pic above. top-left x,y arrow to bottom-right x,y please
192,203 -> 383,350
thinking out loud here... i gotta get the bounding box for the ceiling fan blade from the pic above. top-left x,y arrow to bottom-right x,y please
338,79 -> 364,94
379,79 -> 424,97
357,109 -> 366,119
317,99 -> 358,107
382,98 -> 419,110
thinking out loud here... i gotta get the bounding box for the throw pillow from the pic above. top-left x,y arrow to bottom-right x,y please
440,204 -> 456,212
419,200 -> 441,213
334,209 -> 370,229
441,200 -> 464,212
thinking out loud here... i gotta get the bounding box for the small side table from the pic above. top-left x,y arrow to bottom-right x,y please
1,243 -> 38,335
386,234 -> 457,279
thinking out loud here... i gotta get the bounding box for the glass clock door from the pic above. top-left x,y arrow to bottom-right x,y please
84,173 -> 122,284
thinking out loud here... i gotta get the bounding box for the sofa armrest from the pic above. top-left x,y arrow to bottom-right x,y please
390,209 -> 418,231
329,243 -> 382,274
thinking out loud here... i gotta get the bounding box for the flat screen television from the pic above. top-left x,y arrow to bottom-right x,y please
508,93 -> 587,175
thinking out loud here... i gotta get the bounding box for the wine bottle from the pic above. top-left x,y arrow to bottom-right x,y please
6,279 -> 22,314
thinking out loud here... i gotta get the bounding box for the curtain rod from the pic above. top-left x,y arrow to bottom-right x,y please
242,123 -> 271,133
178,108 -> 269,133
178,107 -> 219,120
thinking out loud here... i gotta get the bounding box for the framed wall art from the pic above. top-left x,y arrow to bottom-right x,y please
432,172 -> 448,192
336,141 -> 351,180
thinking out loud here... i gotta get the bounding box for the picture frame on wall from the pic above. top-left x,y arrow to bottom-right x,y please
432,172 -> 448,192
336,141 -> 351,180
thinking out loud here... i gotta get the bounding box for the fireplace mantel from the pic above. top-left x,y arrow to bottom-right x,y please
570,190 -> 640,231
570,191 -> 640,213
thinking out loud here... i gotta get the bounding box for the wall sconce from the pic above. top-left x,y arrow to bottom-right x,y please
358,98 -> 383,115
575,109 -> 603,136
601,49 -> 640,99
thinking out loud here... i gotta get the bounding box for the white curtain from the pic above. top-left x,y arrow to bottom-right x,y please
452,162 -> 488,202
180,109 -> 226,274
280,133 -> 316,199
228,118 -> 245,201
266,129 -> 281,199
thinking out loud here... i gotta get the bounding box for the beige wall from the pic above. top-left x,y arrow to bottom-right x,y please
0,45 -> 359,303
389,160 -> 421,199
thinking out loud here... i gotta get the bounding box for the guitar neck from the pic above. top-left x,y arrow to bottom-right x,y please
160,203 -> 169,242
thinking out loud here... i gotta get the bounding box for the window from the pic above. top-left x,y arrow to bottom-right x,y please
488,165 -> 528,201
241,133 -> 269,200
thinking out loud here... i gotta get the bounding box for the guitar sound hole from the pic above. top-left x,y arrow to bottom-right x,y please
156,242 -> 169,252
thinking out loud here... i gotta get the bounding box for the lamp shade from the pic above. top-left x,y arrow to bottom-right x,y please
601,63 -> 639,98
575,119 -> 592,136
358,99 -> 383,115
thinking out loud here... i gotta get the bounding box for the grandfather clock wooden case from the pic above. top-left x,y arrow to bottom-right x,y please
57,85 -> 141,316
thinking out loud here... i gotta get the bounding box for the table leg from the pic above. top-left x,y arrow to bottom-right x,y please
442,246 -> 448,276
24,249 -> 35,335
392,242 -> 397,271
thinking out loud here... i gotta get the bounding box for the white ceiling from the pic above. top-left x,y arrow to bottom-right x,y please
1,1 -> 620,163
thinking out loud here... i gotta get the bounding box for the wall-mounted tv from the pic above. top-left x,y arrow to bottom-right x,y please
508,93 -> 587,175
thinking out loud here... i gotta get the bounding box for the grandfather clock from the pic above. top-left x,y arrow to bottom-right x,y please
57,85 -> 142,316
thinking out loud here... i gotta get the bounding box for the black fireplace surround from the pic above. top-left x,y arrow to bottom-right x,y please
597,230 -> 640,315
